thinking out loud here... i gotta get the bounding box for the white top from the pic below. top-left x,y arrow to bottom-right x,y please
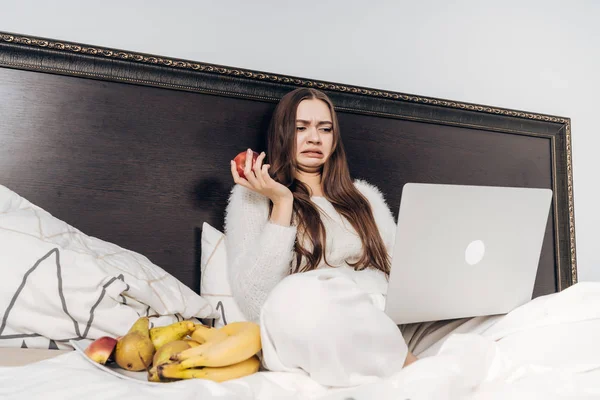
223,179 -> 398,322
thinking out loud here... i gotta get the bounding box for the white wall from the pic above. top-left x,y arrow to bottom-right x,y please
2,0 -> 599,280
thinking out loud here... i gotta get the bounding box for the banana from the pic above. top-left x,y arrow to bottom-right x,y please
191,324 -> 228,344
148,367 -> 160,382
153,340 -> 192,367
158,355 -> 260,382
169,334 -> 229,363
146,340 -> 192,382
183,338 -> 202,348
170,321 -> 261,368
149,321 -> 195,350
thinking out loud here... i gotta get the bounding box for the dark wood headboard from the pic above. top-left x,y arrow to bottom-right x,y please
0,32 -> 577,298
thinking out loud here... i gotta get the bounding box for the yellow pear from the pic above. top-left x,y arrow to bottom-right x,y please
149,320 -> 195,350
115,316 -> 155,371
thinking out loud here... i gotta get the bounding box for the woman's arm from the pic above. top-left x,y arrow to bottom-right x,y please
353,179 -> 397,256
224,184 -> 297,322
269,195 -> 294,227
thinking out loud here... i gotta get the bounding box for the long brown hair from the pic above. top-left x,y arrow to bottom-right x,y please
267,88 -> 391,277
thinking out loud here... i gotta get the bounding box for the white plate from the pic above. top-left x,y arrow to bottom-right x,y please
69,339 -> 160,385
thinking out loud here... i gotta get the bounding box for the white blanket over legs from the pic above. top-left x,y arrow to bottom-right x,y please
260,269 -> 409,387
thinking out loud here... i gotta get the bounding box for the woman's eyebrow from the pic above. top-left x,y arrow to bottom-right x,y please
296,119 -> 333,125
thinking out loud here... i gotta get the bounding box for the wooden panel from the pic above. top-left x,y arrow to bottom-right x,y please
0,32 -> 576,296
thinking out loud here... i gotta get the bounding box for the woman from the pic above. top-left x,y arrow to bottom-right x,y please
224,87 -> 418,387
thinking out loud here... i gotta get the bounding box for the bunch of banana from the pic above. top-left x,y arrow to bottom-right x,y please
84,318 -> 262,383
155,321 -> 262,383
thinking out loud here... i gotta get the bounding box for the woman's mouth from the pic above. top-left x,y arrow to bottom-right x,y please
301,150 -> 324,158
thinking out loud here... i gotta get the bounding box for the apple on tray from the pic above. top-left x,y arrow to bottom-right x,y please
84,336 -> 118,365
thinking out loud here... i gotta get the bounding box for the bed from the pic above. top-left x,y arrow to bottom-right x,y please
1,31 -> 599,399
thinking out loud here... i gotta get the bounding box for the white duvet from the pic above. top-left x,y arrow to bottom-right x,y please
2,281 -> 600,400
0,184 -> 214,350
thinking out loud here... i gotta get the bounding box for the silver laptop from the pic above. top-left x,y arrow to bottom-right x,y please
384,183 -> 552,325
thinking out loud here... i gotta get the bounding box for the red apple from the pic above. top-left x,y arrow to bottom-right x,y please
233,150 -> 259,179
84,336 -> 118,365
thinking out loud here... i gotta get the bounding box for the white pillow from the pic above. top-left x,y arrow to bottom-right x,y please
0,185 -> 214,350
200,222 -> 246,328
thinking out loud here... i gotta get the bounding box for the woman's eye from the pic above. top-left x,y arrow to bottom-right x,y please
296,126 -> 306,131
322,128 -> 332,132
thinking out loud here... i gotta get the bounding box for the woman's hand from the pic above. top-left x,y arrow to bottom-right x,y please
231,149 -> 293,205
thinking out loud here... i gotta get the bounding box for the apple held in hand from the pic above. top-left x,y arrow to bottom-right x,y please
234,150 -> 259,179
84,336 -> 118,365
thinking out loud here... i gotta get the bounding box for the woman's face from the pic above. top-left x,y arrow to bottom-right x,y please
295,99 -> 334,173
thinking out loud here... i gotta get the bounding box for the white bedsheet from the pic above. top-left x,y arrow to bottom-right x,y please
2,282 -> 600,400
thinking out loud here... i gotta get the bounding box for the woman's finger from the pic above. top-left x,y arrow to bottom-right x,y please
254,152 -> 267,186
244,157 -> 262,189
243,148 -> 255,180
231,160 -> 241,181
263,164 -> 281,187
231,160 -> 252,190
254,151 -> 266,172
261,164 -> 274,186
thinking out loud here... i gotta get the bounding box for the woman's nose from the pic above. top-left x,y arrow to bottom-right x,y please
307,127 -> 321,143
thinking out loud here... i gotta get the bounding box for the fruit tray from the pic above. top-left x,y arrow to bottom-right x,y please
70,339 -> 158,385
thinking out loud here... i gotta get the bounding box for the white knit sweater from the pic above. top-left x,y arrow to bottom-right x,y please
223,179 -> 398,322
